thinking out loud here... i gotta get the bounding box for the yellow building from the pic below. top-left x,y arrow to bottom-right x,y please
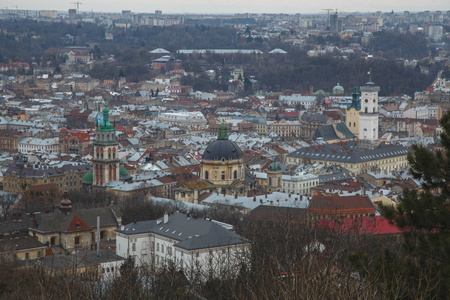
3,157 -> 91,194
345,86 -> 361,138
0,233 -> 46,261
286,143 -> 409,175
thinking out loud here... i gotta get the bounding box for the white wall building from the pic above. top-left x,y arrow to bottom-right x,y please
281,173 -> 319,195
18,137 -> 59,154
359,82 -> 380,141
403,106 -> 438,119
115,212 -> 250,279
279,94 -> 317,109
158,111 -> 207,126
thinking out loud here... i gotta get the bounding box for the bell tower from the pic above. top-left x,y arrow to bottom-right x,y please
359,81 -> 380,141
93,102 -> 119,189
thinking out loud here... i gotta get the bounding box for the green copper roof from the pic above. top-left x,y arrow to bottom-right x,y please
82,170 -> 93,184
348,86 -> 361,111
218,123 -> 228,140
119,167 -> 128,176
268,162 -> 282,171
98,101 -> 114,131
333,83 -> 344,91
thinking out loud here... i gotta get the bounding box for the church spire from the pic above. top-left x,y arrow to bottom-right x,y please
348,86 -> 360,110
218,123 -> 228,140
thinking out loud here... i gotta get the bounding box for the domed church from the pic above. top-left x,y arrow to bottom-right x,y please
175,124 -> 249,204
201,124 -> 245,185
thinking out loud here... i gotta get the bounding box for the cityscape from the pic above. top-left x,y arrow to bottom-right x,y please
0,4 -> 448,299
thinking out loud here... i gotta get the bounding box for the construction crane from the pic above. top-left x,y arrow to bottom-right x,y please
321,9 -> 334,26
70,1 -> 82,11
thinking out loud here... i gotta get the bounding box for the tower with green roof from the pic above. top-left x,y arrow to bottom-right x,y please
92,101 -> 120,188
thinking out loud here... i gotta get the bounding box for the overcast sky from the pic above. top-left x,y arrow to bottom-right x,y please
4,1 -> 450,14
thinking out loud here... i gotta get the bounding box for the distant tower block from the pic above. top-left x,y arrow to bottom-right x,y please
155,10 -> 162,15
68,9 -> 77,18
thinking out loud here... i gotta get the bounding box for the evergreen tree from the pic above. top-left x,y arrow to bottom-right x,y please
382,111 -> 450,295
349,111 -> 450,298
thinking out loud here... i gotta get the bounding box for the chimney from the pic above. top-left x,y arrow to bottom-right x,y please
164,213 -> 169,224
97,216 -> 100,257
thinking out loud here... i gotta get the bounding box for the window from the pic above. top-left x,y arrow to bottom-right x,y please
132,243 -> 136,251
205,171 -> 209,180
234,170 -> 237,179
75,236 -> 80,245
221,171 -> 225,180
161,245 -> 164,253
157,243 -> 160,252
25,253 -> 29,260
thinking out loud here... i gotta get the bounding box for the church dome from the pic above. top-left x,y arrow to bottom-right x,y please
60,127 -> 68,132
333,83 -> 344,91
82,170 -> 94,184
202,124 -> 242,161
268,162 -> 282,171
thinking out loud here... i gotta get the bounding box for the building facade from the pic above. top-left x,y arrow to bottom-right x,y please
115,212 -> 250,279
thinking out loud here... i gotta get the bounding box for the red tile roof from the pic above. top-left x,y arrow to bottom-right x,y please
317,216 -> 402,235
308,194 -> 376,215
66,214 -> 91,232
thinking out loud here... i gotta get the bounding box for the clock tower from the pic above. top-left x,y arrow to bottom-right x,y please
93,102 -> 119,189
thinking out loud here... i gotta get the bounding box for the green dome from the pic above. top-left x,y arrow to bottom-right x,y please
268,162 -> 282,171
333,83 -> 344,91
82,170 -> 93,184
314,89 -> 328,96
119,167 -> 128,176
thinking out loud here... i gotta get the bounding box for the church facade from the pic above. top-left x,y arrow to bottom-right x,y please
175,124 -> 249,204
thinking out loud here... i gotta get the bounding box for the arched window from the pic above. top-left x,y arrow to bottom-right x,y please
353,122 -> 356,127
234,170 -> 237,179
221,171 -> 225,180
365,108 -> 368,113
108,153 -> 111,159
205,171 -> 209,180
348,122 -> 351,127
106,134 -> 110,141
269,177 -> 272,186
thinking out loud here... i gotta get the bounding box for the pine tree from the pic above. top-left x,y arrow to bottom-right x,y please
351,111 -> 450,298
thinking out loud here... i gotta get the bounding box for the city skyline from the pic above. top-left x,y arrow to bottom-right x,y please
3,0 -> 449,14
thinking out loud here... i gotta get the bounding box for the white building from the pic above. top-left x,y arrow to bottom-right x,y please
403,106 -> 438,119
281,173 -> 319,195
279,94 -> 316,109
158,111 -> 207,126
359,82 -> 380,141
115,212 -> 250,279
18,137 -> 59,154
